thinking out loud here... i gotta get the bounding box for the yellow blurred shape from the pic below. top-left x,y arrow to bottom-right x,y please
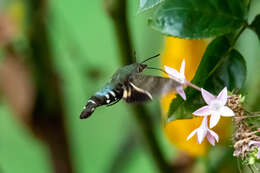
165,117 -> 208,156
161,37 -> 208,156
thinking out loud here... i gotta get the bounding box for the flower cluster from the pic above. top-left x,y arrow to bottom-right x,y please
165,60 -> 235,145
228,94 -> 260,162
188,87 -> 234,145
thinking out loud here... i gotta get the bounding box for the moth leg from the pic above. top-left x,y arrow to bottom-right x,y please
106,99 -> 121,107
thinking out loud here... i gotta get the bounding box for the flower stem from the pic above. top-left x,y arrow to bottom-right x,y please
235,114 -> 260,119
185,80 -> 201,92
248,165 -> 255,173
232,22 -> 247,45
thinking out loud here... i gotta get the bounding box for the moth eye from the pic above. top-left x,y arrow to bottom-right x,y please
138,64 -> 147,72
138,66 -> 144,72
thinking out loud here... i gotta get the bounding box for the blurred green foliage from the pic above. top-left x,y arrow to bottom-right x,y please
0,0 -> 259,173
0,0 -> 166,173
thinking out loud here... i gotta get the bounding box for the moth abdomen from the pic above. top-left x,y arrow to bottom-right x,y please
80,101 -> 97,119
80,95 -> 104,119
80,88 -> 123,119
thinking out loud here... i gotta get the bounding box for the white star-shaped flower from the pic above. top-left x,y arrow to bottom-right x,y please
193,87 -> 235,128
187,116 -> 219,145
164,60 -> 186,100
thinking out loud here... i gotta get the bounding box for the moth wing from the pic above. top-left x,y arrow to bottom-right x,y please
123,74 -> 182,103
123,81 -> 153,103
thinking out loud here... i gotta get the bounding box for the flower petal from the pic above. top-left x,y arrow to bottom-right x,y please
217,87 -> 228,105
208,129 -> 219,142
164,65 -> 180,78
196,126 -> 207,144
207,133 -> 216,145
249,141 -> 260,146
257,148 -> 260,159
201,88 -> 215,105
176,86 -> 186,100
180,59 -> 185,75
209,114 -> 221,128
249,141 -> 257,146
220,106 -> 235,117
193,106 -> 211,116
186,128 -> 198,141
255,142 -> 260,146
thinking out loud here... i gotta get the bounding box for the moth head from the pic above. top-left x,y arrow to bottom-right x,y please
137,53 -> 160,73
137,63 -> 147,73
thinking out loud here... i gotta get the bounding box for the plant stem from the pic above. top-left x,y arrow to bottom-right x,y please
107,133 -> 138,173
207,24 -> 247,78
131,105 -> 172,172
232,23 -> 247,45
248,165 -> 255,173
104,0 -> 134,65
104,0 -> 172,172
235,115 -> 260,119
27,0 -> 74,172
246,0 -> 252,18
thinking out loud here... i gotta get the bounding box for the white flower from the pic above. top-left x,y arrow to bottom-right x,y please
186,116 -> 219,145
193,87 -> 235,128
249,141 -> 260,159
164,60 -> 186,100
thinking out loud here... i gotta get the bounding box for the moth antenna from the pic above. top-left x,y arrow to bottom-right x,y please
146,66 -> 168,75
141,53 -> 160,64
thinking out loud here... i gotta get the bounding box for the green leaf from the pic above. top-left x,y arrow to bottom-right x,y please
167,36 -> 247,122
204,49 -> 246,92
250,14 -> 260,41
138,0 -> 164,13
149,0 -> 246,39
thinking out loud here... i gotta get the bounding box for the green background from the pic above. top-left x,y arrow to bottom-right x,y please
0,0 -> 260,173
0,0 -> 166,173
